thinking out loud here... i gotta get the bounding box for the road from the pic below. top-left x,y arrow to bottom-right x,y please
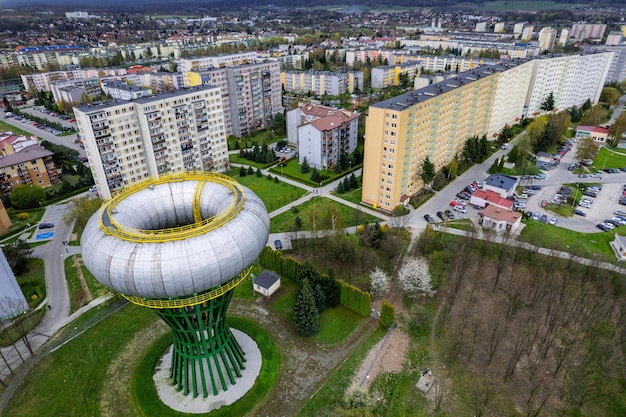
0,109 -> 84,155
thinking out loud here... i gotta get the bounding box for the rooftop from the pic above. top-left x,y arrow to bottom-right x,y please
485,174 -> 518,191
253,270 -> 280,289
482,204 -> 522,222
0,144 -> 53,168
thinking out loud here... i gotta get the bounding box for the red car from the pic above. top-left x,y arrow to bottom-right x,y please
541,199 -> 548,207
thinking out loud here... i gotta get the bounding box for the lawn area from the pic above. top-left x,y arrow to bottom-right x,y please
1,208 -> 44,242
332,185 -> 363,205
3,303 -> 156,417
268,157 -> 350,187
297,327 -> 386,416
227,169 -> 308,213
15,258 -> 46,307
595,147 -> 626,169
227,130 -> 281,150
269,196 -> 382,233
131,317 -> 280,417
445,218 -> 476,232
518,221 -> 617,261
312,306 -> 364,345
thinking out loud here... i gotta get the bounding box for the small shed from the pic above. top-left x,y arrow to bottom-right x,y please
253,270 -> 281,297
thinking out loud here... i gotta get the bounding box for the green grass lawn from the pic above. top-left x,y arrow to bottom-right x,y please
15,258 -> 45,307
269,196 -> 382,233
81,264 -> 110,300
312,306 -> 364,345
268,158 -> 347,187
595,147 -> 626,169
3,303 -> 156,417
131,316 -> 280,417
297,327 -> 385,416
518,221 -> 617,261
227,169 -> 308,213
332,185 -> 363,205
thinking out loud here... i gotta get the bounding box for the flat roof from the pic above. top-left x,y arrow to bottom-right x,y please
371,60 -> 528,111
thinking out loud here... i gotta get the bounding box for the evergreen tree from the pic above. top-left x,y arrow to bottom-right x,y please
313,283 -> 326,313
310,167 -> 321,183
239,166 -> 246,177
247,166 -> 254,175
582,98 -> 592,111
256,168 -> 263,177
336,181 -> 345,193
541,91 -> 555,112
293,279 -> 319,337
301,157 -> 311,173
349,173 -> 358,189
421,156 -> 436,184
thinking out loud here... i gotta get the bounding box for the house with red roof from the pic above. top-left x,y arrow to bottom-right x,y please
469,189 -> 515,211
575,125 -> 610,143
479,205 -> 523,233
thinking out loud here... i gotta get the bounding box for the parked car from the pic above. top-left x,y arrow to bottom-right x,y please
540,214 -> 548,223
445,210 -> 455,220
274,239 -> 283,250
596,223 -> 611,231
38,222 -> 54,229
573,209 -> 587,217
535,173 -> 546,180
549,217 -> 558,225
450,200 -> 464,207
424,214 -> 436,224
436,211 -> 445,220
514,201 -> 526,209
456,191 -> 470,200
453,205 -> 467,213
541,200 -> 548,207
532,212 -> 540,221
578,173 -> 588,178
527,185 -> 542,191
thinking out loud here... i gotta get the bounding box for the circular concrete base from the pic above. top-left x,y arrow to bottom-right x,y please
153,329 -> 262,414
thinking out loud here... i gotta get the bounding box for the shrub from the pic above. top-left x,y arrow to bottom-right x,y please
343,385 -> 372,409
17,212 -> 30,220
380,300 -> 394,329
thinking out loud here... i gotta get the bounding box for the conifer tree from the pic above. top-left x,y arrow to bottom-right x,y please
293,279 -> 319,337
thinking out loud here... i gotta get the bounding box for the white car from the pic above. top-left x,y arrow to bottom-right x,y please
514,201 -> 526,209
549,217 -> 558,225
453,205 -> 467,213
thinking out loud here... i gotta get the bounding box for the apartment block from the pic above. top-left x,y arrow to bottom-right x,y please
185,61 -> 283,137
281,70 -> 363,95
287,104 -> 359,170
362,68 -> 500,211
587,45 -> 626,82
176,52 -> 258,73
101,79 -> 152,101
21,68 -> 127,92
371,55 -> 495,89
50,78 -> 101,105
524,52 -> 613,116
571,23 -> 607,41
361,53 -> 613,212
538,27 -> 558,52
0,133 -> 59,198
73,86 -> 229,199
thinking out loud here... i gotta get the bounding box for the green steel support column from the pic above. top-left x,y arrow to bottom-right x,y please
155,283 -> 246,398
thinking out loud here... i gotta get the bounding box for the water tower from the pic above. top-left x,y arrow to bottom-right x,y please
81,172 -> 269,398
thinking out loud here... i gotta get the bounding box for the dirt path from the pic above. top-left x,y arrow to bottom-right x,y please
71,255 -> 93,305
229,301 -> 378,417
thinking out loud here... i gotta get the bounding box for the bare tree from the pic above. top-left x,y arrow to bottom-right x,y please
0,296 -> 34,356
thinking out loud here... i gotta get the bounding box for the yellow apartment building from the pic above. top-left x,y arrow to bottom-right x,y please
362,67 -> 503,211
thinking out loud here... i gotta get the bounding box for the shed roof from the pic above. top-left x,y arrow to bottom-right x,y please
253,270 -> 280,289
485,174 -> 517,191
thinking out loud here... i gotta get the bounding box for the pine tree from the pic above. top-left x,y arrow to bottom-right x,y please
349,173 -> 358,189
313,283 -> 326,313
247,166 -> 254,175
310,167 -> 321,183
293,279 -> 319,337
301,157 -> 311,173
239,166 -> 246,177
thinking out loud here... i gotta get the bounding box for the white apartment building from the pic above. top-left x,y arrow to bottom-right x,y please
488,60 -> 535,136
538,27 -> 558,52
559,28 -> 570,46
513,23 -> 525,35
21,68 -> 127,92
287,104 -> 359,170
524,52 -> 613,116
101,80 -> 152,101
176,52 -> 258,73
587,45 -> 626,82
73,86 -> 229,199
571,23 -> 607,41
521,26 -> 534,42
51,78 -> 101,105
186,61 -> 283,137
281,71 -> 363,95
